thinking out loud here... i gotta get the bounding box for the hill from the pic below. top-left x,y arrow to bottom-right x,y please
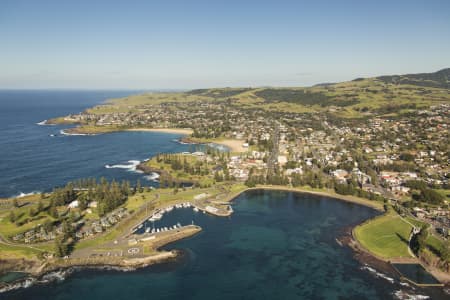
51,68 -> 450,125
376,68 -> 450,89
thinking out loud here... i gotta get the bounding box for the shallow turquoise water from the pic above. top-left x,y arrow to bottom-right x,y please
4,190 -> 445,300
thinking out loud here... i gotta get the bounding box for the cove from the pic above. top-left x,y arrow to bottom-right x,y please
2,190 -> 445,300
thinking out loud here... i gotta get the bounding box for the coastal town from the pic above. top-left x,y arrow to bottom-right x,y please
52,88 -> 450,241
1,72 -> 449,292
3,0 -> 450,298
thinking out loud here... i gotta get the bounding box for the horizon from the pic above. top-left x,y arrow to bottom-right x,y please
1,66 -> 447,91
1,0 -> 450,89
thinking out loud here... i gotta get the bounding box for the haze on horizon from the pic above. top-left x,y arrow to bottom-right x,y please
1,0 -> 449,90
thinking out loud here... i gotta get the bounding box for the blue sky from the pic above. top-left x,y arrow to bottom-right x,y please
1,0 -> 449,89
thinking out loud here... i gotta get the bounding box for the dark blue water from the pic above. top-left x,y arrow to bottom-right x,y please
4,190 -> 445,300
393,264 -> 441,285
0,90 -> 189,198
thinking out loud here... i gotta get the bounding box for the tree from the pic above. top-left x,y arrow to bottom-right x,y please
8,211 -> 16,223
29,207 -> 37,217
37,200 -> 44,213
43,220 -> 53,233
49,205 -> 58,218
54,237 -> 68,257
440,240 -> 450,261
136,179 -> 143,193
62,220 -> 74,240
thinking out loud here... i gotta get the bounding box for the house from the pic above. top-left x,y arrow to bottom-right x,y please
331,169 -> 349,182
68,200 -> 79,208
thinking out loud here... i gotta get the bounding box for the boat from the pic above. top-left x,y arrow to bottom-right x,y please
151,212 -> 163,221
138,224 -> 143,229
145,227 -> 150,233
193,207 -> 199,212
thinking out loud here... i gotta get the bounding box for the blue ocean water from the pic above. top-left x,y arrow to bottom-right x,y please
3,190 -> 446,300
0,90 -> 189,198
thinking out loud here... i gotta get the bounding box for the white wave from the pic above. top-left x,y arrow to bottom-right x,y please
0,266 -> 138,294
40,269 -> 72,283
144,172 -> 160,182
36,120 -> 47,125
59,129 -> 95,136
360,264 -> 395,283
15,191 -> 40,198
0,278 -> 36,294
105,160 -> 141,173
393,290 -> 430,300
172,139 -> 190,145
207,143 -> 229,151
399,282 -> 410,287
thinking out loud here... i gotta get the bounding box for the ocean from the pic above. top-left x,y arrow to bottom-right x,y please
0,90 -> 189,198
0,91 -> 446,299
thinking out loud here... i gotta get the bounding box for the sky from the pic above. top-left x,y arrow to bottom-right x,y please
1,0 -> 449,89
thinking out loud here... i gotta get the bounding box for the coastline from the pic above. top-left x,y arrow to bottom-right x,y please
46,120 -> 247,153
212,139 -> 247,153
126,128 -> 193,135
226,185 -> 385,212
2,185 -> 448,294
180,136 -> 247,153
350,217 -> 450,285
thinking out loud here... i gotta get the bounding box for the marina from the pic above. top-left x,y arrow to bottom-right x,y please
133,202 -> 201,235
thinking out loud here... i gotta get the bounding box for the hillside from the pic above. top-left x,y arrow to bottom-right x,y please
50,68 -> 450,127
376,68 -> 450,89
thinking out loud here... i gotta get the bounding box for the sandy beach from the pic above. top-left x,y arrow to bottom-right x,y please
127,128 -> 193,135
214,139 -> 248,153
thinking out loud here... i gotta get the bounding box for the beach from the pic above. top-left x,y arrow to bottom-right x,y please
213,139 -> 247,153
126,128 -> 193,135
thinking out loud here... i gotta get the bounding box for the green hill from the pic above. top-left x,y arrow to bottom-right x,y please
376,68 -> 450,89
60,68 -> 450,121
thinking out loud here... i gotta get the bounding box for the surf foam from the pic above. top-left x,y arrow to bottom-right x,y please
360,264 -> 395,283
144,172 -> 160,181
105,160 -> 141,173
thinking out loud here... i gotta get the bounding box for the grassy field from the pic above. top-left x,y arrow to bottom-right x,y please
354,211 -> 415,258
0,242 -> 41,259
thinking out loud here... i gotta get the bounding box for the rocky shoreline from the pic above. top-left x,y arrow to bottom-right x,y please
339,227 -> 450,299
0,250 -> 182,294
136,162 -> 195,187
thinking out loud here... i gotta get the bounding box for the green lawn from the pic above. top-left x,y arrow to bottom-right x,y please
0,243 -> 40,258
425,234 -> 447,260
354,212 -> 415,258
